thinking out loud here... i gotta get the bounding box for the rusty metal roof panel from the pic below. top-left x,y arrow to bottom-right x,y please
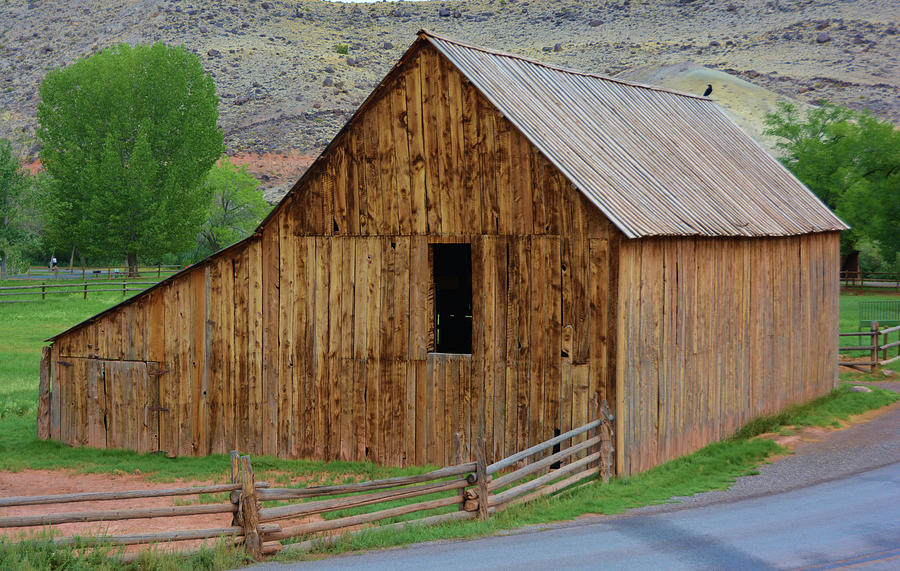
423,31 -> 848,238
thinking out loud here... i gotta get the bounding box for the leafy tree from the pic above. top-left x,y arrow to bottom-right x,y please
765,102 -> 900,266
37,43 -> 224,276
0,139 -> 32,279
195,160 -> 271,259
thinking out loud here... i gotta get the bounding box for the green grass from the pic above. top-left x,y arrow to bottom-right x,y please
838,288 -> 900,333
1,287 -> 899,565
277,383 -> 899,559
0,295 -> 428,483
837,289 -> 900,372
0,295 -> 124,422
0,533 -> 251,571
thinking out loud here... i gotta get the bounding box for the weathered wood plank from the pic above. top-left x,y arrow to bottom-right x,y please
313,237 -> 331,460
207,260 -> 225,455
278,213 -> 295,457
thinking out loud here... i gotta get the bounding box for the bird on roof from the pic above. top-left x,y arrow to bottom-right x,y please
703,84 -> 713,97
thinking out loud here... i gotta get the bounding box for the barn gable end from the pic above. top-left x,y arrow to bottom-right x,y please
41,32 -> 843,475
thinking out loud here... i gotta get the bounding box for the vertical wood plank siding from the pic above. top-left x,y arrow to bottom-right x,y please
46,45 -> 619,465
43,43 -> 840,473
615,232 -> 840,476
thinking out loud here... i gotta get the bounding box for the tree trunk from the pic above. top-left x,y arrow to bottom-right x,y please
0,253 -> 7,281
126,253 -> 139,278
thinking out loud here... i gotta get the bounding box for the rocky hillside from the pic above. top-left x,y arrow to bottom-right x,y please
1,0 -> 897,199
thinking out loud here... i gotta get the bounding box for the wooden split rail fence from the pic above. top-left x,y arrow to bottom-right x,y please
0,475 -> 272,562
840,270 -> 900,290
839,321 -> 900,372
0,281 -> 157,303
1,407 -> 614,561
22,265 -> 182,280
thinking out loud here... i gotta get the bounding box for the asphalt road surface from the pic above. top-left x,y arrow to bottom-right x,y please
251,389 -> 900,571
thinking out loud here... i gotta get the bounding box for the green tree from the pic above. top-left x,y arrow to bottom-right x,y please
765,102 -> 900,265
37,42 -> 224,276
0,139 -> 31,279
195,160 -> 271,259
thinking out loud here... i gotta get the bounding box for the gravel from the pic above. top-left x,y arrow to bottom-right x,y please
625,382 -> 900,516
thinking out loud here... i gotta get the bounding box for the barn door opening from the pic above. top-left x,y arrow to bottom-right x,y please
103,360 -> 161,453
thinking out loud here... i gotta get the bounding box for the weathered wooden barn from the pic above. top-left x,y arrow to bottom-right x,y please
39,31 -> 847,476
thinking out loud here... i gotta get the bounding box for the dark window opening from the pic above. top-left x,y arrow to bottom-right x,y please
432,244 -> 473,354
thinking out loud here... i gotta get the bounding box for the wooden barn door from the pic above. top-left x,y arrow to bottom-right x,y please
103,360 -> 161,453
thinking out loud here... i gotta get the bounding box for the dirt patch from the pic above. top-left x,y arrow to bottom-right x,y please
0,470 -> 231,552
227,151 -> 315,201
757,400 -> 900,453
0,469 -> 323,554
760,426 -> 831,449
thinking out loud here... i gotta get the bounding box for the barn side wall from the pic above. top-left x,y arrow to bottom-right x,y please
46,43 -> 621,466
615,231 -> 841,476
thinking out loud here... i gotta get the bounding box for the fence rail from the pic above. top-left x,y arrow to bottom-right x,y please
839,321 -> 900,371
0,475 -> 271,561
18,265 -> 182,281
0,280 -> 158,302
2,409 -> 615,561
840,270 -> 900,289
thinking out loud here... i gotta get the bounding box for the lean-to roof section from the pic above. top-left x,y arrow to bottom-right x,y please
423,31 -> 847,238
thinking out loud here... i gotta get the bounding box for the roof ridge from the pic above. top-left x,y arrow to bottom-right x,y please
417,29 -> 712,102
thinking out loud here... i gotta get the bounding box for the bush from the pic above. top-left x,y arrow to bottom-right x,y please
334,44 -> 349,55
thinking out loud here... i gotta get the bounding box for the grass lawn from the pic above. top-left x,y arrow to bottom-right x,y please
838,288 -> 900,333
0,293 -> 433,484
1,288 -> 899,568
837,288 -> 900,373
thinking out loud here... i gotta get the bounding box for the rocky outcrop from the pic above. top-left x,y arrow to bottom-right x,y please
1,0 -> 897,200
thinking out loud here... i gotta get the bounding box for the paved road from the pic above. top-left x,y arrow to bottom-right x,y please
253,463 -> 900,570
252,390 -> 900,571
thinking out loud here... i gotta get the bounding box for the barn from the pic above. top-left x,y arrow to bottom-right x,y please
38,31 -> 847,476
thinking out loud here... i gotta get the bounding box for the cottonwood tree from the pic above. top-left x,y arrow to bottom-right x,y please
765,102 -> 900,268
195,160 -> 271,259
38,43 -> 224,276
0,139 -> 32,279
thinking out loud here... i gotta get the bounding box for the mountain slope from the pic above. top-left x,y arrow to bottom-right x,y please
1,0 -> 897,196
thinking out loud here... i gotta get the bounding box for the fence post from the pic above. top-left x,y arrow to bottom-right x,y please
240,455 -> 262,560
474,435 -> 489,520
37,346 -> 51,440
83,282 -> 88,300
122,280 -> 127,296
230,451 -> 242,527
158,264 -> 161,279
41,282 -> 46,300
599,400 -> 616,483
871,321 -> 879,371
453,432 -> 466,512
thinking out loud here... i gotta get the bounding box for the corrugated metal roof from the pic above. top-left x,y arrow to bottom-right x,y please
423,31 -> 848,238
